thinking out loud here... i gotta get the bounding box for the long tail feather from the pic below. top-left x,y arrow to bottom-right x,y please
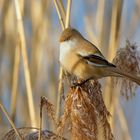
110,68 -> 140,85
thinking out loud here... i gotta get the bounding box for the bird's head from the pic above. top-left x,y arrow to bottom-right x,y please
59,27 -> 83,43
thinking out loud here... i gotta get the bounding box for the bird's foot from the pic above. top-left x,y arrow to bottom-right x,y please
71,79 -> 91,88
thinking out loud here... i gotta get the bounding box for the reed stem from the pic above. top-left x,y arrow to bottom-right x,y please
14,0 -> 37,127
0,102 -> 23,140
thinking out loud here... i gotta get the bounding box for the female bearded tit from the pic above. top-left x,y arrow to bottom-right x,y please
59,27 -> 140,85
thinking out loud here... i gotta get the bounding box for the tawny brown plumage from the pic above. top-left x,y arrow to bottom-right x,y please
59,27 -> 140,85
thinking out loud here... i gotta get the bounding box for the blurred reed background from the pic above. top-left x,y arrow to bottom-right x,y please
0,0 -> 140,140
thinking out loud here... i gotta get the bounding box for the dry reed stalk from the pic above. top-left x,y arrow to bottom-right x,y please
57,0 -> 72,120
41,96 -> 56,124
30,0 -> 44,85
38,96 -> 56,140
14,0 -> 37,127
0,0 -> 10,40
0,102 -> 23,140
104,0 -> 124,99
108,0 -> 123,61
95,0 -> 105,51
116,101 -> 132,140
95,0 -> 105,33
57,81 -> 113,140
54,0 -> 65,30
54,0 -> 72,121
103,0 -> 124,130
57,0 -> 66,22
38,98 -> 43,140
65,0 -> 72,28
11,41 -> 20,122
29,0 -> 52,91
56,68 -> 64,120
53,0 -> 65,121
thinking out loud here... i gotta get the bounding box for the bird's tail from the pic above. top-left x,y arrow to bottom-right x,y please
110,68 -> 140,85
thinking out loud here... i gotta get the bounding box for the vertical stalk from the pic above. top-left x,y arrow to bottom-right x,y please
65,0 -> 72,28
56,68 -> 64,121
104,0 -> 124,130
38,97 -> 43,140
14,0 -> 37,127
54,0 -> 65,30
11,43 -> 20,122
95,0 -> 105,51
58,0 -> 66,22
54,0 -> 72,121
54,0 -> 65,122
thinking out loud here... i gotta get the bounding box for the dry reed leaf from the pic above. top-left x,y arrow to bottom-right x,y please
38,96 -> 56,140
41,96 -> 56,123
57,80 -> 113,140
2,127 -> 67,140
113,41 -> 140,99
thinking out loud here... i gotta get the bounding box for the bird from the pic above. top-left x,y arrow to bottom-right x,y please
59,27 -> 140,86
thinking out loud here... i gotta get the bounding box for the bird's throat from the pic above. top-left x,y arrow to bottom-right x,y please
59,40 -> 76,63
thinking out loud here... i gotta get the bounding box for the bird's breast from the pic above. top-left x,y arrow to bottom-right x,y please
59,40 -> 77,63
59,42 -> 87,79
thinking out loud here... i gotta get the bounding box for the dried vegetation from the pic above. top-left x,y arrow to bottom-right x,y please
113,41 -> 140,99
57,81 -> 113,140
0,0 -> 140,140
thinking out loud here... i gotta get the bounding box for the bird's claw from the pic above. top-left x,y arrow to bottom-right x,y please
71,79 -> 90,88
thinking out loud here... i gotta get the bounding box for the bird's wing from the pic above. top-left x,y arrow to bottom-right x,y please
76,38 -> 116,67
78,53 -> 116,67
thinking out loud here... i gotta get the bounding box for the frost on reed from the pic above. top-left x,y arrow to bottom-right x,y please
113,41 -> 140,99
57,80 -> 113,140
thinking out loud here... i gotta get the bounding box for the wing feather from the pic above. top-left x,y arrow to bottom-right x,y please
79,54 -> 116,67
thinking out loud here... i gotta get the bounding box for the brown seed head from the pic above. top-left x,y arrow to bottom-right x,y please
113,41 -> 140,99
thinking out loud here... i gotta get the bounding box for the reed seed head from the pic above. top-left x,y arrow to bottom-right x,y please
57,80 -> 113,140
113,41 -> 140,99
